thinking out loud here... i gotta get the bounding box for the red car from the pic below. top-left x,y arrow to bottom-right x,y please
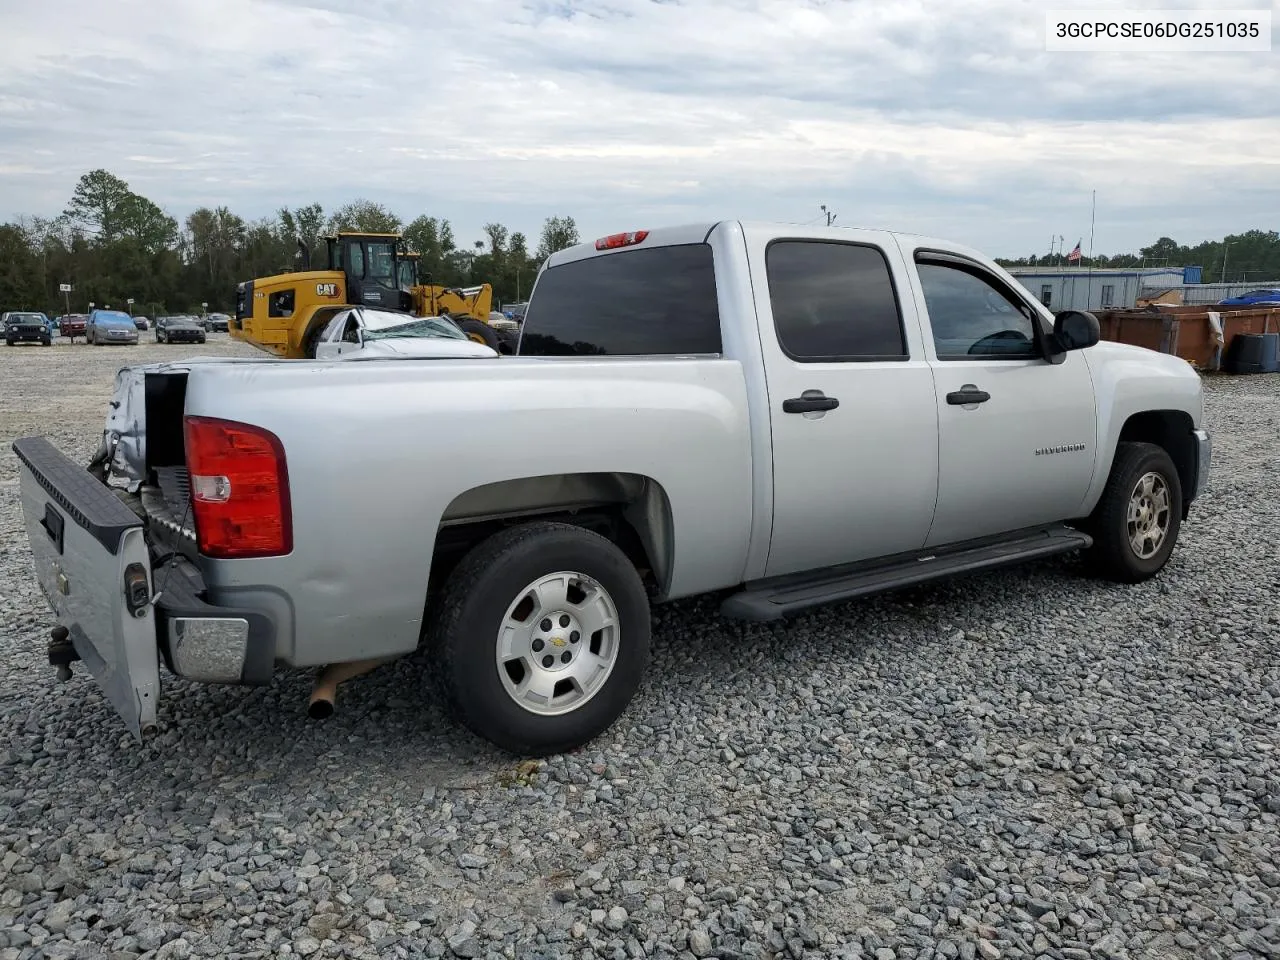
59,314 -> 87,341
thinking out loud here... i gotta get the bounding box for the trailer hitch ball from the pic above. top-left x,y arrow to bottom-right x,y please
49,624 -> 77,682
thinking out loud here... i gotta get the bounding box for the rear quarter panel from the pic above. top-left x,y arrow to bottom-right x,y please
182,357 -> 753,665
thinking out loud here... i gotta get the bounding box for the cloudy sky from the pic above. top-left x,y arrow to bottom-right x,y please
1,0 -> 1277,257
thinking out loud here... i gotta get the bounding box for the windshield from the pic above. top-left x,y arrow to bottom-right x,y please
11,313 -> 45,322
96,311 -> 134,325
361,314 -> 466,342
367,241 -> 396,281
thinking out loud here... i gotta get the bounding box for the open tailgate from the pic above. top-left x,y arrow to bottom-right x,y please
13,437 -> 160,738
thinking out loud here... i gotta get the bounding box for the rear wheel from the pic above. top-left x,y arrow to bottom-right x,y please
1084,442 -> 1182,583
456,318 -> 503,351
429,522 -> 651,756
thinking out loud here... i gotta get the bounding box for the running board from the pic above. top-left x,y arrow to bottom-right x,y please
721,525 -> 1093,622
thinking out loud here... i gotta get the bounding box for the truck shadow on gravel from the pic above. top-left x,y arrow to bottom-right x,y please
8,553 -> 1096,777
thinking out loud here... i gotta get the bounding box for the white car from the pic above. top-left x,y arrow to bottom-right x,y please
313,308 -> 499,360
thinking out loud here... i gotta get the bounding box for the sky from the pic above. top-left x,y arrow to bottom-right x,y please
0,0 -> 1277,258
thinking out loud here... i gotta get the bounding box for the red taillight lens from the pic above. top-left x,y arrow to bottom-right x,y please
183,416 -> 292,559
594,230 -> 649,251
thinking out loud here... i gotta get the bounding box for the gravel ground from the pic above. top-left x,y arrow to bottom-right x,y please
1,339 -> 1278,960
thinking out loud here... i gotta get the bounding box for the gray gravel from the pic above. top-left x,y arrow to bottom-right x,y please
2,339 -> 1278,960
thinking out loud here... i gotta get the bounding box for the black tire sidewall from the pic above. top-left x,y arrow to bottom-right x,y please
1094,443 -> 1183,580
438,526 -> 650,755
456,319 -> 503,351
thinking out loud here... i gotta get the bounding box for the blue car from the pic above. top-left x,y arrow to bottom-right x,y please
86,309 -> 140,345
1218,288 -> 1280,307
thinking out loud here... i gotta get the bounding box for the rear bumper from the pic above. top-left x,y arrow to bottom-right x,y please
14,436 -> 277,735
154,559 -> 276,684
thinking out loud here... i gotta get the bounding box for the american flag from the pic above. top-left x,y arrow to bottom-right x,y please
1067,240 -> 1082,263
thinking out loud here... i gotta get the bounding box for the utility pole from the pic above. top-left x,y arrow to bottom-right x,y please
1086,191 -> 1096,308
1221,241 -> 1233,285
820,205 -> 837,227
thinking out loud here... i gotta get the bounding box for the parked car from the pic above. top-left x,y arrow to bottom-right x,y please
11,220 -> 1210,754
133,315 -> 150,331
313,308 -> 497,360
204,313 -> 231,332
3,311 -> 53,346
1217,288 -> 1280,307
154,315 -> 207,344
58,314 -> 86,341
85,309 -> 139,345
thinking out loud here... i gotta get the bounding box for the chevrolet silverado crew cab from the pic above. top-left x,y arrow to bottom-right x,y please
13,221 -> 1210,755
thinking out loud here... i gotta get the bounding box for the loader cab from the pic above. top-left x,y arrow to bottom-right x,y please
325,232 -> 413,312
398,252 -> 421,291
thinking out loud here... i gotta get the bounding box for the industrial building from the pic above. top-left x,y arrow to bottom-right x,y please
1005,266 -> 1202,311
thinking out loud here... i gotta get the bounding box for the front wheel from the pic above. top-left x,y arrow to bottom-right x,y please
455,318 -> 503,351
1084,441 -> 1183,583
429,522 -> 651,756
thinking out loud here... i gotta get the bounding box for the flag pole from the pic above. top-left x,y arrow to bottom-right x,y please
1087,190 -> 1096,308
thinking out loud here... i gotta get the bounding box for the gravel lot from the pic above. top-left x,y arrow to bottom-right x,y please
1,338 -> 1278,960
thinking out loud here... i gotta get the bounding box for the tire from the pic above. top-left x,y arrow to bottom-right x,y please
456,318 -> 503,351
1084,441 -> 1182,583
495,328 -> 519,355
429,521 -> 651,756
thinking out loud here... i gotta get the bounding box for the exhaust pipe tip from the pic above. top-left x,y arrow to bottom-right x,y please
307,658 -> 391,721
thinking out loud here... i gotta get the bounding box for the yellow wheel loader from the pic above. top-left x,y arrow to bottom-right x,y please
232,233 -> 517,358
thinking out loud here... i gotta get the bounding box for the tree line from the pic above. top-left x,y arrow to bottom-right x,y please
995,230 -> 1280,284
0,170 -> 581,318
4,169 -> 1275,318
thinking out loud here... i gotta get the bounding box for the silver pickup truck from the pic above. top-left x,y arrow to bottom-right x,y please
13,221 -> 1210,755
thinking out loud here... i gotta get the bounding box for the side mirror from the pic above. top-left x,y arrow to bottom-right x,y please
1052,310 -> 1100,352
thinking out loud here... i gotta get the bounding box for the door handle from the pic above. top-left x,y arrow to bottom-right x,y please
946,386 -> 991,406
783,395 -> 840,414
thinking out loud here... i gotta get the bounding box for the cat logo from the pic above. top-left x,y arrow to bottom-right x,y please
316,282 -> 339,298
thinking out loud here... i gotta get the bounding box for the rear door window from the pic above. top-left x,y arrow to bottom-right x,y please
519,244 -> 721,356
765,241 -> 907,361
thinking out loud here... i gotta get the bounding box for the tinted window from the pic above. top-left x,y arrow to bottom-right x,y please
269,290 -> 295,318
766,241 -> 905,360
917,262 -> 1039,360
519,244 -> 720,356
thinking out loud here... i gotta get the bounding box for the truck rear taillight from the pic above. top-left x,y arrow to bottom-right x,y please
183,416 -> 292,559
594,230 -> 649,251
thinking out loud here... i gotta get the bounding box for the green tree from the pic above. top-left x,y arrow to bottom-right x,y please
326,199 -> 402,234
403,214 -> 463,284
0,224 -> 43,308
536,215 -> 579,259
63,169 -> 134,241
119,194 -> 178,254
